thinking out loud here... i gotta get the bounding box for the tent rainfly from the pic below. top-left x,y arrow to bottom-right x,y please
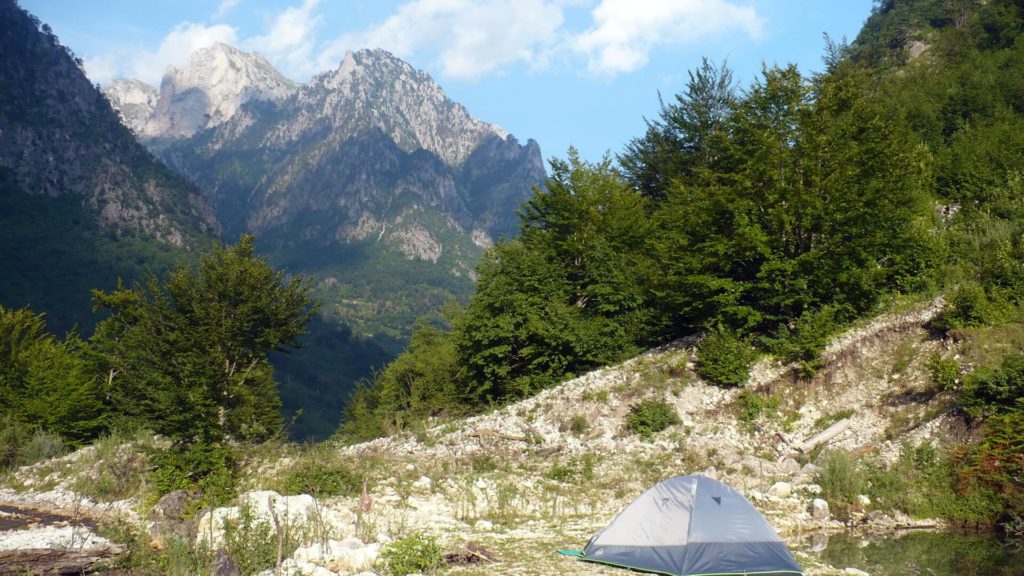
577,474 -> 803,576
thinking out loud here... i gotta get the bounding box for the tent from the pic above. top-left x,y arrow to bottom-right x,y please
573,474 -> 802,576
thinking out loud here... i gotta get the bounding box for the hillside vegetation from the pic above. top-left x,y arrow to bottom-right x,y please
341,0 -> 1024,534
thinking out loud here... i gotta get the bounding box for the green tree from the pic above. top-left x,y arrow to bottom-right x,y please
91,235 -> 317,445
0,306 -> 105,443
620,58 -> 737,198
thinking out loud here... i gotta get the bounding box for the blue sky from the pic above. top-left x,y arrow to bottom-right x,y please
21,0 -> 875,164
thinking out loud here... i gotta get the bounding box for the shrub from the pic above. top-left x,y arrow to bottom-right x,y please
72,432 -> 146,501
816,450 -> 866,511
381,532 -> 444,576
927,353 -> 960,391
935,283 -> 992,331
274,452 -> 360,497
0,416 -> 31,471
561,414 -> 589,436
625,397 -> 681,439
23,428 -> 65,464
150,442 -> 238,508
736,391 -> 780,426
768,305 -> 843,376
695,327 -> 758,387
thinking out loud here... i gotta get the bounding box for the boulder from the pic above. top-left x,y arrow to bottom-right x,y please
811,498 -> 830,521
148,489 -> 192,549
292,537 -> 379,573
412,476 -> 433,492
196,491 -> 322,548
842,568 -> 870,576
768,482 -> 792,499
778,457 -> 801,476
856,494 -> 871,507
209,549 -> 240,576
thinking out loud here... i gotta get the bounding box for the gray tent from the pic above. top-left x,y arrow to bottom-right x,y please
580,474 -> 802,576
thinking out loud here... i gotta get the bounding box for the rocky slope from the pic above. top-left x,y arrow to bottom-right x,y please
0,297 -> 968,575
0,0 -> 216,246
0,0 -> 218,334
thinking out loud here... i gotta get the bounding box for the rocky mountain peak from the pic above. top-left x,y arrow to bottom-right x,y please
302,48 -> 509,166
142,42 -> 297,139
103,79 -> 158,135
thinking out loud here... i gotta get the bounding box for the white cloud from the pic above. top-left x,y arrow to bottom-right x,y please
213,0 -> 243,20
87,22 -> 238,86
573,0 -> 764,75
245,0 -> 322,79
323,0 -> 564,80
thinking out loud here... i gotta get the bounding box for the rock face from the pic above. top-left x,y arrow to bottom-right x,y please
103,78 -> 158,134
146,43 -> 296,139
0,1 -> 217,246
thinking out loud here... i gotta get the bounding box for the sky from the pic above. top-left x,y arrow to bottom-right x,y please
20,0 -> 876,164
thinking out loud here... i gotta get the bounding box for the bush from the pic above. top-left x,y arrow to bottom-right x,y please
768,305 -> 843,376
736,391 -> 780,426
927,353 -> 960,391
273,451 -> 360,497
0,418 -> 65,472
816,450 -> 866,510
625,397 -> 680,439
695,327 -> 758,387
381,532 -> 444,576
935,283 -> 993,331
151,442 -> 238,507
561,414 -> 589,436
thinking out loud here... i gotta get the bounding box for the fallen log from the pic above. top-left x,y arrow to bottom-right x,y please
468,430 -> 529,442
798,418 -> 852,453
0,546 -> 121,575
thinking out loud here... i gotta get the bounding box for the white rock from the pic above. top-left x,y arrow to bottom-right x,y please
0,525 -> 116,551
196,490 -> 321,548
778,457 -> 801,476
811,498 -> 830,521
802,483 -> 822,495
293,538 -> 379,573
257,558 -> 337,576
768,482 -> 792,498
412,476 -> 433,491
474,519 -> 494,531
843,568 -> 870,576
857,494 -> 871,507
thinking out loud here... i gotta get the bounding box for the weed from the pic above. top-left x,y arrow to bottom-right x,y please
381,532 -> 443,576
581,389 -> 610,403
72,431 -> 147,502
561,414 -> 590,436
736,391 -> 780,428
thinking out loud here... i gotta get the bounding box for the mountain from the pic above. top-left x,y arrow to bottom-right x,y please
104,79 -> 158,135
119,47 -> 546,342
0,0 -> 218,334
103,45 -> 546,437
